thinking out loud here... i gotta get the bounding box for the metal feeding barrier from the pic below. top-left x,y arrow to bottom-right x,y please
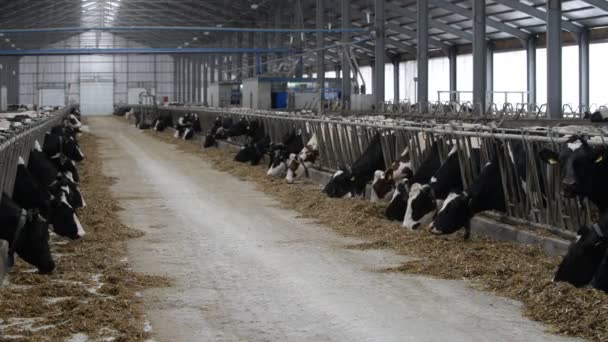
127,104 -> 608,237
0,106 -> 72,199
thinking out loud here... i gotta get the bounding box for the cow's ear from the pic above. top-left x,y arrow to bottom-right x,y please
539,149 -> 559,165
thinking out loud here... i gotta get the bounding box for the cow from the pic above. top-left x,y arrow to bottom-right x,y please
286,134 -> 319,184
323,133 -> 384,198
153,113 -> 174,132
13,158 -> 85,240
383,142 -> 442,222
234,135 -> 271,166
0,194 -> 55,274
539,135 -> 608,211
267,131 -> 305,178
28,148 -> 85,209
553,212 -> 608,289
174,113 -> 200,140
403,146 -> 481,230
43,132 -> 85,162
430,141 -> 526,240
203,117 -> 232,148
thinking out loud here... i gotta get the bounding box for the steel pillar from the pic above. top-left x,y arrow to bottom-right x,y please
393,58 -> 400,103
547,0 -> 562,118
417,0 -> 429,108
375,0 -> 386,106
448,47 -> 457,103
316,0 -> 325,112
203,57 -> 209,106
194,56 -> 202,103
526,37 -> 537,107
341,0 -> 352,110
174,56 -> 179,102
486,42 -> 494,107
472,0 -> 486,115
210,56 -> 216,83
579,29 -> 590,113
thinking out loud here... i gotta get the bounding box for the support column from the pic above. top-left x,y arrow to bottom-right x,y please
218,56 -> 224,82
248,30 -> 255,78
187,57 -> 193,103
393,58 -> 400,103
579,29 -> 590,113
417,0 -> 428,109
210,56 -> 216,83
341,0 -> 352,110
472,0 -> 486,115
448,47 -> 457,103
316,0 -> 325,112
526,37 -> 537,107
547,0 -> 562,118
174,56 -> 179,102
486,42 -> 494,107
375,0 -> 385,106
203,57 -> 209,106
194,56 -> 201,103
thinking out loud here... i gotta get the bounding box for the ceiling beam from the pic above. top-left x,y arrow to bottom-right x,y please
492,0 -> 584,33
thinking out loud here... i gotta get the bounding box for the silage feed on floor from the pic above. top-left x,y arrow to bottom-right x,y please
143,123 -> 608,342
0,132 -> 170,342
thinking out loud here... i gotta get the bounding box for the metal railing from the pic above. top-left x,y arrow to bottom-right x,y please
0,106 -> 72,198
127,104 -> 608,237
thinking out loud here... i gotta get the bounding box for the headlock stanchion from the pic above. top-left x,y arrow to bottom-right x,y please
125,104 -> 608,238
0,106 -> 72,199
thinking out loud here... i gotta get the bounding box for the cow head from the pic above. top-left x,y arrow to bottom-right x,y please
430,192 -> 472,235
553,220 -> 608,287
267,148 -> 288,178
203,134 -> 216,148
50,175 -> 85,209
14,211 -> 55,274
385,180 -> 410,222
234,143 -> 263,165
323,168 -> 354,198
403,183 -> 437,230
0,194 -> 55,274
371,169 -> 395,203
49,192 -> 85,240
539,136 -> 606,199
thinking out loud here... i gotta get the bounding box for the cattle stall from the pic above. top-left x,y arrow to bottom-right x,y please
124,104 -> 608,238
0,107 -> 73,199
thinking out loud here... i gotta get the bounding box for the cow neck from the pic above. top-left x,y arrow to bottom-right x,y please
592,222 -> 608,240
7,209 -> 28,267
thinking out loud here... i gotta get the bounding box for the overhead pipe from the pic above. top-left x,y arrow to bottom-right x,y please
0,26 -> 368,35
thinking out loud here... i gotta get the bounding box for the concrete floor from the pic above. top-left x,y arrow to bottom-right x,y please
91,116 -> 577,342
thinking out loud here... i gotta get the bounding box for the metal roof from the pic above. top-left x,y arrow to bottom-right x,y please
0,0 -> 607,65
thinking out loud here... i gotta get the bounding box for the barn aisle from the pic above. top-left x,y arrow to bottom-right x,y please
89,117 -> 574,342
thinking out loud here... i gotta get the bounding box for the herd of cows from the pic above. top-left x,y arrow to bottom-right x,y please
0,108 -> 86,282
140,109 -> 608,294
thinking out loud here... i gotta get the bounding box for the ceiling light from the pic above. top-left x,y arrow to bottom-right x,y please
184,42 -> 190,46
192,37 -> 198,41
4,38 -> 9,42
251,4 -> 259,9
10,44 -> 15,48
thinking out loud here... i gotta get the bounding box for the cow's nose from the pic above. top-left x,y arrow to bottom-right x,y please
563,178 -> 577,187
412,222 -> 421,230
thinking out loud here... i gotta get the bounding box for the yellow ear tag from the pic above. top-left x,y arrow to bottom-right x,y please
596,155 -> 604,164
549,158 -> 559,165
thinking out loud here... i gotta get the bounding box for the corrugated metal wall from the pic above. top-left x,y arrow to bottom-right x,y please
18,33 -> 174,106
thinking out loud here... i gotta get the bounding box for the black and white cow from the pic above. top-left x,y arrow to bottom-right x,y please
539,135 -> 608,211
403,146 -> 481,230
384,142 -> 442,222
323,133 -> 385,198
286,134 -> 319,184
153,113 -> 174,132
43,132 -> 85,163
13,158 -> 85,240
0,194 -> 55,274
553,212 -> 608,289
203,117 -> 232,148
430,141 -> 526,240
234,135 -> 271,166
28,148 -> 84,209
174,113 -> 201,140
267,131 -> 305,178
